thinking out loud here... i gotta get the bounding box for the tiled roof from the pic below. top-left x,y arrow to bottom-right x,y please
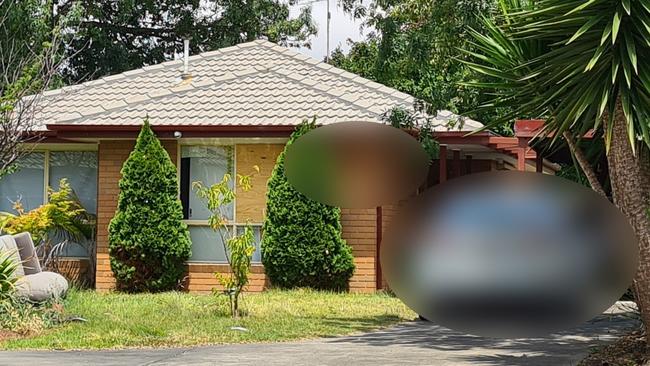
36,40 -> 483,131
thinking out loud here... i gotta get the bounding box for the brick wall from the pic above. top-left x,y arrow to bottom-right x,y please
94,139 -> 382,293
95,139 -> 178,291
55,258 -> 90,284
186,209 -> 379,294
235,144 -> 284,223
380,205 -> 398,290
341,208 -> 378,293
185,264 -> 268,294
184,144 -> 282,293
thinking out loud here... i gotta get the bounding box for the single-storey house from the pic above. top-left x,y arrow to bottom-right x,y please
1,40 -> 557,293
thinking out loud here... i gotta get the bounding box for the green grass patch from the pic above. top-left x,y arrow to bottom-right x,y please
0,289 -> 415,350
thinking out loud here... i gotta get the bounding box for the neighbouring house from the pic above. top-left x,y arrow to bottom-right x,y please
0,40 -> 558,293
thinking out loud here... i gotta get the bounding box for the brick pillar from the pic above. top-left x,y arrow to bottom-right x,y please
95,139 -> 178,291
341,208 -> 377,293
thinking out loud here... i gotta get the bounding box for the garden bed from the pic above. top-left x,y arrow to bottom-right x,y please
0,330 -> 19,342
0,289 -> 415,350
579,331 -> 648,366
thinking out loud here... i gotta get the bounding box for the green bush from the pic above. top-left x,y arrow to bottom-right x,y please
262,120 -> 355,291
108,119 -> 191,292
0,296 -> 64,336
0,252 -> 64,336
0,250 -> 18,301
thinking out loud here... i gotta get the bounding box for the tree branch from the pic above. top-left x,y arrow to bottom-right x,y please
80,20 -> 177,40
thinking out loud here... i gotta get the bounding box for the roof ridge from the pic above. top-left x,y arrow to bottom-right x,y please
50,68 -> 380,126
50,68 -> 263,124
42,40 -> 266,97
42,38 -> 413,107
257,41 -> 414,105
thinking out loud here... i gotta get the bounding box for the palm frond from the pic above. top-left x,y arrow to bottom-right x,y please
461,0 -> 650,150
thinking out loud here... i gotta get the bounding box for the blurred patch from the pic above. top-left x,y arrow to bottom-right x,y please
284,121 -> 429,208
381,171 -> 638,338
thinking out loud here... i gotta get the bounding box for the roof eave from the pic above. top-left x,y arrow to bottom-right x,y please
45,123 -> 300,139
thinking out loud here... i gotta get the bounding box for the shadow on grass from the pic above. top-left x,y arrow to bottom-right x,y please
325,312 -> 640,366
292,314 -> 408,338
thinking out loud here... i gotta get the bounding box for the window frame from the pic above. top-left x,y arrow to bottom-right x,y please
11,144 -> 99,208
1,144 -> 99,259
179,142 -> 267,264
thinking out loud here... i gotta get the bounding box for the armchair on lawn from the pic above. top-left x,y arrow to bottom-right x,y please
0,232 -> 68,302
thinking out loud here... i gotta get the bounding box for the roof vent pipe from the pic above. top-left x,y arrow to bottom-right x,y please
181,38 -> 191,81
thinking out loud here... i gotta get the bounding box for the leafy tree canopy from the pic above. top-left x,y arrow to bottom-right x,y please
49,0 -> 316,82
332,0 -> 511,133
463,0 -> 650,150
0,0 -> 51,91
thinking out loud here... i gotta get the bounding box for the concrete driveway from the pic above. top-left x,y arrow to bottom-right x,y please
0,303 -> 639,366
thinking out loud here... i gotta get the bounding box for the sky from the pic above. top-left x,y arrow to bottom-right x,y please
289,0 -> 369,61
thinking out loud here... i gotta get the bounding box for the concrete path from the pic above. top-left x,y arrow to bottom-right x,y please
0,303 -> 639,366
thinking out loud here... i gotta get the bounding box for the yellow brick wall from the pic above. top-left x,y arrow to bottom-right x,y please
235,144 -> 284,223
380,205 -> 398,290
185,264 -> 268,294
95,140 -> 381,293
341,208 -> 378,293
186,144 -> 382,293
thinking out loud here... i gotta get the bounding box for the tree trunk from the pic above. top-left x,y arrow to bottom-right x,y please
607,100 -> 650,342
233,291 -> 240,318
562,131 -> 607,197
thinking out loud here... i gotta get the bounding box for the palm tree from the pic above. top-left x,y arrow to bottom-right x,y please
464,0 -> 650,338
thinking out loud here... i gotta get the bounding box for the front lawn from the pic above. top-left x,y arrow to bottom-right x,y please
0,289 -> 415,350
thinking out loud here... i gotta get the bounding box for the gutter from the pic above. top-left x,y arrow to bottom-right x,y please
45,124 -> 300,139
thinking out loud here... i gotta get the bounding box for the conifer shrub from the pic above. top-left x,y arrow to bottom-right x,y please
108,119 -> 191,292
262,120 -> 355,291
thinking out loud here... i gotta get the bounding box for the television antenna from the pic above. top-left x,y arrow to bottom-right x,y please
296,0 -> 331,62
325,0 -> 331,62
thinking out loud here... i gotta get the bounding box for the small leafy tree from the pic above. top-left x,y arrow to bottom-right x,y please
0,178 -> 97,286
193,166 -> 259,318
0,179 -> 91,244
262,120 -> 355,291
108,119 -> 191,292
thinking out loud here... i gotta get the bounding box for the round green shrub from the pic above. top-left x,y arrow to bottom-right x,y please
108,119 -> 191,292
262,120 -> 355,291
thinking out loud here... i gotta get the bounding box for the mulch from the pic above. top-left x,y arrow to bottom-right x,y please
580,331 -> 649,366
0,329 -> 20,342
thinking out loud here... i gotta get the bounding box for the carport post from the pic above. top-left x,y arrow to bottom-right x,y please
439,145 -> 447,182
517,138 -> 527,171
452,150 -> 461,178
536,153 -> 543,173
